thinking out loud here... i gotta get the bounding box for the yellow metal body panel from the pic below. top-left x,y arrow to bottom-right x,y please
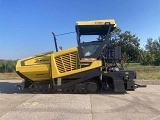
51,56 -> 102,78
16,63 -> 51,81
50,47 -> 102,78
51,60 -> 101,78
76,19 -> 116,27
16,47 -> 102,81
16,52 -> 52,81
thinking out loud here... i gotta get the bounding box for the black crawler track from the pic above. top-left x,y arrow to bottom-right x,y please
29,80 -> 100,94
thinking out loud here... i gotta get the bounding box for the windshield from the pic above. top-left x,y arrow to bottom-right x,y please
81,45 -> 100,57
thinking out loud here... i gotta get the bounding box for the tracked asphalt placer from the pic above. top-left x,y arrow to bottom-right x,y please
0,80 -> 160,120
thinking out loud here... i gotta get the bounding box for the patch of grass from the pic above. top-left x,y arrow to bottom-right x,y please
124,63 -> 160,80
137,71 -> 160,80
0,73 -> 21,80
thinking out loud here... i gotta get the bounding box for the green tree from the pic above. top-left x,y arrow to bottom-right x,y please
0,61 -> 4,72
145,38 -> 158,54
0,60 -> 17,73
144,37 -> 160,65
119,31 -> 140,62
7,60 -> 17,72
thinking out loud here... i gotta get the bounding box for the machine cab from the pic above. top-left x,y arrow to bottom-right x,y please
75,19 -> 121,61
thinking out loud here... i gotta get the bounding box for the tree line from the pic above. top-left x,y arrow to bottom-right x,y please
0,60 -> 17,73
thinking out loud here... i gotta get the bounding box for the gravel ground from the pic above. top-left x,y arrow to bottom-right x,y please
0,80 -> 160,120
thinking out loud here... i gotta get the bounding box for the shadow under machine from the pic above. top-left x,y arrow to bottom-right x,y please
16,19 -> 136,93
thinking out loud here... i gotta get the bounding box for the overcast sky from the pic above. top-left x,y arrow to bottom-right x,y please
0,0 -> 160,59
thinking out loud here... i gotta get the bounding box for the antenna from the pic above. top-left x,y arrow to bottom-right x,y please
52,32 -> 75,52
52,32 -> 58,52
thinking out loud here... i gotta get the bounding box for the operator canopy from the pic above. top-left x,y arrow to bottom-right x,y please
76,19 -> 116,35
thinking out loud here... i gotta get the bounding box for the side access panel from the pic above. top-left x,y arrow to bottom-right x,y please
113,79 -> 125,92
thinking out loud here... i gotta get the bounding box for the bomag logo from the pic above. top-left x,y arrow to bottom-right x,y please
34,58 -> 49,63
